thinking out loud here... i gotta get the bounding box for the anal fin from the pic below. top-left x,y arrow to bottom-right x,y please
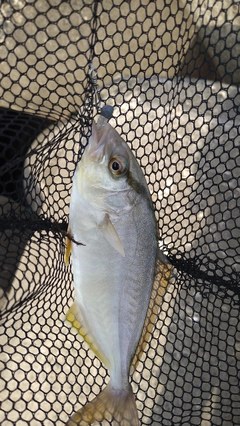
65,303 -> 107,365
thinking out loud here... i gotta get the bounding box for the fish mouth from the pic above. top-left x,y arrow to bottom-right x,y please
86,121 -> 129,166
87,121 -> 108,163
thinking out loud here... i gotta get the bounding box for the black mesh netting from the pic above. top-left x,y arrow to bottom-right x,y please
0,1 -> 240,425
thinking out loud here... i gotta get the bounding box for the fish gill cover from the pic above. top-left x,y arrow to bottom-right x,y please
0,1 -> 240,425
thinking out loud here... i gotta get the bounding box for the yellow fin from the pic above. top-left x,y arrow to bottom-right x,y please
98,213 -> 125,257
64,227 -> 72,264
131,260 -> 172,372
66,383 -> 139,426
65,303 -> 107,365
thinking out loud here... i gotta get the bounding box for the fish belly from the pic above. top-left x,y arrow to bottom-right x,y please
69,192 -> 157,389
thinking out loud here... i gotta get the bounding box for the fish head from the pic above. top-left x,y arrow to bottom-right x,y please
75,120 -> 147,216
83,120 -> 130,187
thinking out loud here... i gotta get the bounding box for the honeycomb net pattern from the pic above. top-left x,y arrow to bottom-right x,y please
0,0 -> 240,425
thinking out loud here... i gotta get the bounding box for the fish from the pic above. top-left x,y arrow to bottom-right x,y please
65,118 -> 170,426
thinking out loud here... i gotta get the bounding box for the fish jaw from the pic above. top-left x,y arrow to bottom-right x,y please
85,120 -> 106,163
87,120 -> 130,165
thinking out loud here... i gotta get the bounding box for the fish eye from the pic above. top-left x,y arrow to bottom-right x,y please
108,156 -> 128,177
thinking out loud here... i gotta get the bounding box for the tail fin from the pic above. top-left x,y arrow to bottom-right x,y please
66,383 -> 139,426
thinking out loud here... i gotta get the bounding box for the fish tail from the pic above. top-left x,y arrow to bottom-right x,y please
66,383 -> 139,426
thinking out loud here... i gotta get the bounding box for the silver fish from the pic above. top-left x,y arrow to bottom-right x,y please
65,120 -> 170,425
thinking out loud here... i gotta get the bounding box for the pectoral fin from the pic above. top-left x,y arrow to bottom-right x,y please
64,227 -> 72,264
65,303 -> 107,365
98,214 -> 125,257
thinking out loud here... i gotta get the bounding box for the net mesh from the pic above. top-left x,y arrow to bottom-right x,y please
0,0 -> 240,425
